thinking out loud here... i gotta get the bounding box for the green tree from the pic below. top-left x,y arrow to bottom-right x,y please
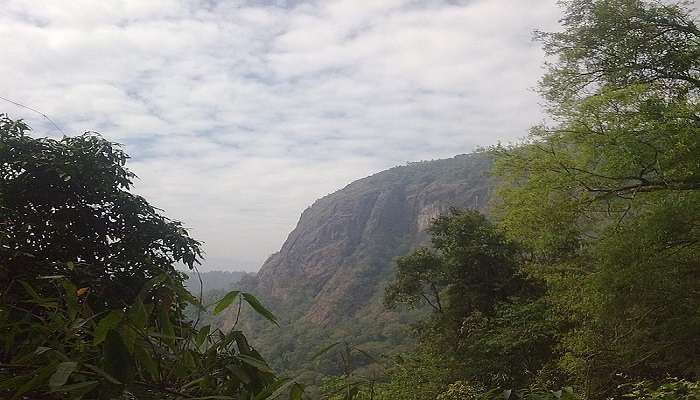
0,115 -> 300,399
493,0 -> 700,397
384,209 -> 556,390
385,209 -> 523,321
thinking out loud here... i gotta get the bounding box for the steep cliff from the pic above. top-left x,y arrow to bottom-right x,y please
225,153 -> 493,377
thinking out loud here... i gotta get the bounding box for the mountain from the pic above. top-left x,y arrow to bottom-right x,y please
184,270 -> 247,293
224,153 -> 494,381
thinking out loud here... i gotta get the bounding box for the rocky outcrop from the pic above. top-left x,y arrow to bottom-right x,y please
230,153 -> 493,327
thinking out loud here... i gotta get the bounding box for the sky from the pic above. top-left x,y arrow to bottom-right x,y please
0,0 -> 567,271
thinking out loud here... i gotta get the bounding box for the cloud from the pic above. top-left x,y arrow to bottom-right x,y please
0,0 -> 562,270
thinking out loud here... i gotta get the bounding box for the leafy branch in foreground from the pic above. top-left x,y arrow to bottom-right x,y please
0,115 -> 301,399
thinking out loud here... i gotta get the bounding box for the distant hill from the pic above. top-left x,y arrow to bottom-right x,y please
222,153 -> 494,383
184,270 -> 247,294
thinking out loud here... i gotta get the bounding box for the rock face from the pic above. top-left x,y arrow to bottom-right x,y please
231,153 -> 493,329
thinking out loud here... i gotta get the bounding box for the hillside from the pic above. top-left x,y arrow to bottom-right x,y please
184,270 -> 247,293
224,153 -> 494,380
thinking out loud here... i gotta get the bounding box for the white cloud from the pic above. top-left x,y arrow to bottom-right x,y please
0,0 -> 562,270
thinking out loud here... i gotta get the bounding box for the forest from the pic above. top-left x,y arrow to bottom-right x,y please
1,0 -> 699,399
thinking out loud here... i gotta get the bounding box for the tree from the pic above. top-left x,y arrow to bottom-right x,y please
493,0 -> 700,397
0,116 -> 201,311
384,209 -> 555,390
0,115 -> 300,399
385,209 -> 523,319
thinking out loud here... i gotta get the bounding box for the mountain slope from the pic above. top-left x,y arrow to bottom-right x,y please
225,153 -> 494,379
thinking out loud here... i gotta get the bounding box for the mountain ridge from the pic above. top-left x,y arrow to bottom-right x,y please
225,153 -> 494,377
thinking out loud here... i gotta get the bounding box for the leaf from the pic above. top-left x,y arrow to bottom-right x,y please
93,311 -> 123,345
84,363 -> 122,385
128,299 -> 148,329
310,341 -> 341,361
181,377 -> 206,390
18,280 -> 40,300
34,346 -> 52,355
103,330 -> 133,384
48,380 -> 98,393
133,345 -> 159,380
242,292 -> 278,326
37,275 -> 66,280
156,304 -> 176,342
344,386 -> 359,400
213,290 -> 240,315
290,383 -> 305,400
61,281 -> 79,320
237,354 -> 275,374
11,365 -> 54,400
196,324 -> 210,347
49,361 -> 78,388
254,378 -> 294,400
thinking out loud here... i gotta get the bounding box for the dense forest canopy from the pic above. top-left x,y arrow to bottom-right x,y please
2,0 -> 700,399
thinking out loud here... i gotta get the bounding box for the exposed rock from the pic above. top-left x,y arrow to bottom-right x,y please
226,153 -> 493,329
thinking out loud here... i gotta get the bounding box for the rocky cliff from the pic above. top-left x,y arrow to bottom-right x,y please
224,153 -> 493,376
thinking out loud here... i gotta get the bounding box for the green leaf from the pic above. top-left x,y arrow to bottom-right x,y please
290,382 -> 305,400
128,299 -> 148,329
84,363 -> 122,385
48,380 -> 98,393
213,290 -> 240,315
157,304 -> 176,342
103,330 -> 133,384
181,377 -> 206,390
196,324 -> 211,347
93,311 -> 123,345
133,345 -> 159,380
61,281 -> 79,320
242,292 -> 278,326
18,280 -> 41,300
237,354 -> 275,374
310,341 -> 341,361
11,365 -> 54,400
49,361 -> 78,388
254,378 -> 294,400
34,346 -> 52,355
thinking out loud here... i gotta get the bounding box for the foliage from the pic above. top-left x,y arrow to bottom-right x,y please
617,378 -> 700,400
489,0 -> 700,397
385,208 -> 526,324
310,341 -> 382,400
436,381 -> 485,400
377,1 -> 700,399
384,209 -> 555,389
374,351 -> 459,400
0,115 -> 299,399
